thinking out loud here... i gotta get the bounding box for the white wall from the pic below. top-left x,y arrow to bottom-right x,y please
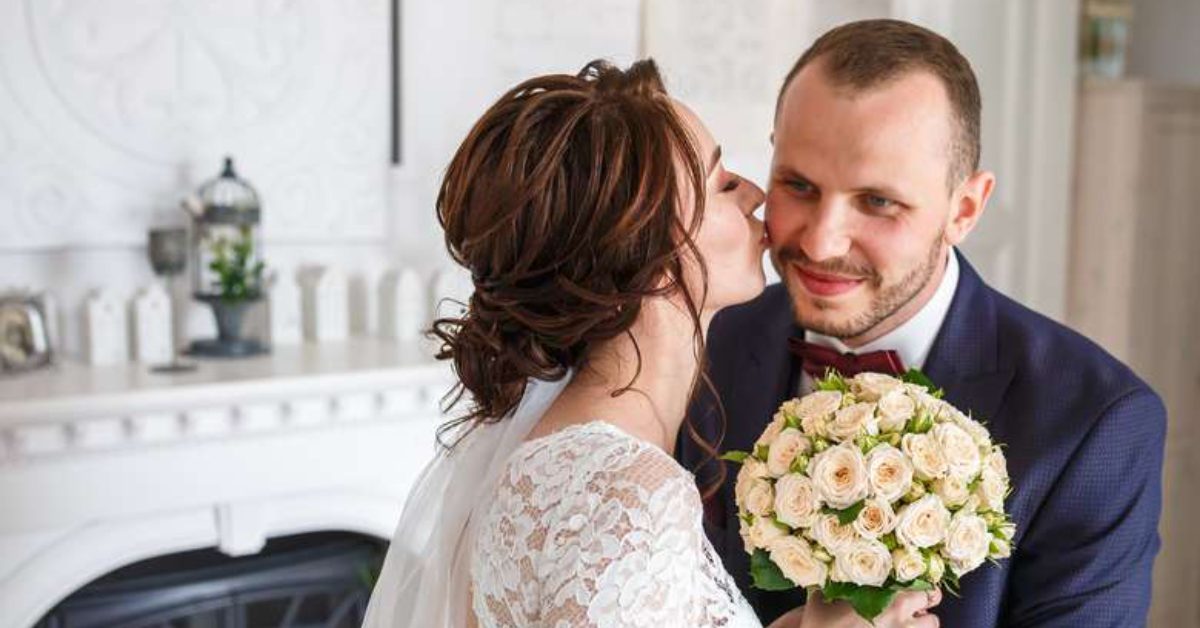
1128,0 -> 1200,86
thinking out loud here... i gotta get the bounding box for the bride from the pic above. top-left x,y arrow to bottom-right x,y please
363,59 -> 941,628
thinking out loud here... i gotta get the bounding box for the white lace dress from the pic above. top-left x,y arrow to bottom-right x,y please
470,421 -> 762,627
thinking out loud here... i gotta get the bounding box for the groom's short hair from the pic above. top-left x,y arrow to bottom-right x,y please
777,19 -> 982,190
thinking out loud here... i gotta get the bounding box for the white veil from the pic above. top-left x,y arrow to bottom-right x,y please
362,371 -> 574,627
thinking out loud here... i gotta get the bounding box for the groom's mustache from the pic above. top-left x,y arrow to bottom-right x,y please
776,247 -> 881,284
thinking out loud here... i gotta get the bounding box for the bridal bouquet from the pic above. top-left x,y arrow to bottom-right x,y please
722,371 -> 1015,622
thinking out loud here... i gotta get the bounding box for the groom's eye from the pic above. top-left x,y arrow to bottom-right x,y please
865,194 -> 896,210
787,179 -> 815,195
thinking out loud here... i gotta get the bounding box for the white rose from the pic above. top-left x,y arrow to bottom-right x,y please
895,495 -> 951,549
901,433 -> 949,481
742,477 -> 775,517
933,474 -> 972,508
984,446 -> 1009,481
734,459 -> 770,507
853,497 -> 898,540
756,413 -> 787,449
768,536 -> 829,588
740,514 -> 788,552
797,391 -> 843,422
809,443 -> 870,509
877,390 -> 916,432
903,383 -> 941,408
827,402 -> 879,442
952,412 -> 993,448
944,512 -> 991,576
835,538 -> 892,586
811,514 -> 858,555
976,468 -> 1008,512
866,443 -> 915,503
892,545 -> 928,582
851,372 -> 904,402
767,428 -> 812,477
774,473 -> 823,529
933,423 -> 982,481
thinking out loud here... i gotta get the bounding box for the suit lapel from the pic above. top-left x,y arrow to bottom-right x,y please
923,251 -> 1014,423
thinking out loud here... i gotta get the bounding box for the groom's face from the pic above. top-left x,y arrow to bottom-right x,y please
766,62 -> 982,344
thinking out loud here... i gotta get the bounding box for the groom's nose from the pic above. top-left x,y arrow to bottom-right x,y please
794,200 -> 853,262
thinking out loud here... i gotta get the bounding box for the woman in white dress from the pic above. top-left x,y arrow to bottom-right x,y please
363,59 -> 941,628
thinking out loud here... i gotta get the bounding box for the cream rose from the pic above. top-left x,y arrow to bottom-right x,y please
835,538 -> 892,586
811,514 -> 858,555
797,391 -> 843,421
952,412 -> 993,447
827,402 -> 879,442
933,474 -> 972,508
851,372 -> 904,402
866,443 -> 915,503
984,446 -> 1009,480
734,459 -> 769,508
990,536 -> 1012,559
895,495 -> 951,549
756,413 -> 787,449
944,512 -> 991,576
901,433 -> 949,481
808,443 -> 870,509
933,422 -> 982,481
774,473 -> 822,528
877,390 -> 917,432
853,497 -> 898,540
742,477 -> 775,516
892,545 -> 927,582
976,468 -> 1008,512
768,536 -> 829,588
740,514 -> 788,552
767,428 -> 812,477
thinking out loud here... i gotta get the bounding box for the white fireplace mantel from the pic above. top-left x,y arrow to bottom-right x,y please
0,339 -> 453,628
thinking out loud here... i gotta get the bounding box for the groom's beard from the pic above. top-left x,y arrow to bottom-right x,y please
777,229 -> 945,340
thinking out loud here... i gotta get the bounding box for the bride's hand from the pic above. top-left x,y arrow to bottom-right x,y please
767,588 -> 943,628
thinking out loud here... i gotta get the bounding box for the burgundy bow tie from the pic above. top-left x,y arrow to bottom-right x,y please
787,337 -> 906,378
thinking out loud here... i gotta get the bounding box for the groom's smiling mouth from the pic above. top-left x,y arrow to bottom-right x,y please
790,263 -> 866,297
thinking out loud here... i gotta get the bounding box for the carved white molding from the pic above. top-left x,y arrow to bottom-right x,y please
0,0 -> 392,250
0,491 -> 406,628
0,339 -> 451,627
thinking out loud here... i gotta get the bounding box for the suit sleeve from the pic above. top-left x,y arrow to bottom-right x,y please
1006,388 -> 1166,628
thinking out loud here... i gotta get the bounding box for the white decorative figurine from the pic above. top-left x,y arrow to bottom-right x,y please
299,265 -> 349,343
379,268 -> 426,341
131,284 -> 173,364
83,289 -> 128,366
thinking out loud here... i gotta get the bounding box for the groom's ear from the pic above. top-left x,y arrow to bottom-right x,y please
945,169 -> 995,246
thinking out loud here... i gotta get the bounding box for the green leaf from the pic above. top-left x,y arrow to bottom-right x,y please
753,443 -> 770,461
901,368 -> 945,398
816,370 -> 850,392
750,548 -> 796,591
719,450 -> 750,464
822,582 -> 898,623
897,578 -> 934,591
834,500 -> 867,525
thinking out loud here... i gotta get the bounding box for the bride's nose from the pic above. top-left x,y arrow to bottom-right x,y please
739,178 -> 765,217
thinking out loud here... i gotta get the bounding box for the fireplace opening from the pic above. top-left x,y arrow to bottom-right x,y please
35,531 -> 387,628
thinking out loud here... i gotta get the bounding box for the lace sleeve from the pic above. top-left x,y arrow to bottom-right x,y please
537,448 -> 708,627
471,424 -> 756,628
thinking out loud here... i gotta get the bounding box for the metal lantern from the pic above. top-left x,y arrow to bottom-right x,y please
186,156 -> 267,357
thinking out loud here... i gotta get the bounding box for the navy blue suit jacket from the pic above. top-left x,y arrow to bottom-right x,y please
680,252 -> 1166,627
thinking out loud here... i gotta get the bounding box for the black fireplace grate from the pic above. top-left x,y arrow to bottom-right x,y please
36,532 -> 385,628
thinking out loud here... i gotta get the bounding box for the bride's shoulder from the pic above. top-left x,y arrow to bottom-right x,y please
506,421 -> 695,497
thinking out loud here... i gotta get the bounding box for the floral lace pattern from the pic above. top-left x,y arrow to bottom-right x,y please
470,421 -> 761,627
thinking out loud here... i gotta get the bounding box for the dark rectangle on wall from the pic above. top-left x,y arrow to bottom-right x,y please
391,0 -> 402,166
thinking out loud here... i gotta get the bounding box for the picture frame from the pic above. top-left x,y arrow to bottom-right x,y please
0,292 -> 54,375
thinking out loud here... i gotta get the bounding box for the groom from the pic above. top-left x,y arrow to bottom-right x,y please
681,19 -> 1166,627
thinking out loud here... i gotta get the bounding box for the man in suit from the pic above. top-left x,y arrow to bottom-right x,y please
681,19 -> 1166,627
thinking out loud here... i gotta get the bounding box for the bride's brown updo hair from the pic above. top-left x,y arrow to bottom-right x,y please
432,59 -> 722,484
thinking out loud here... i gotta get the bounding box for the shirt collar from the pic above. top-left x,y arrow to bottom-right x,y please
804,248 -> 959,371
